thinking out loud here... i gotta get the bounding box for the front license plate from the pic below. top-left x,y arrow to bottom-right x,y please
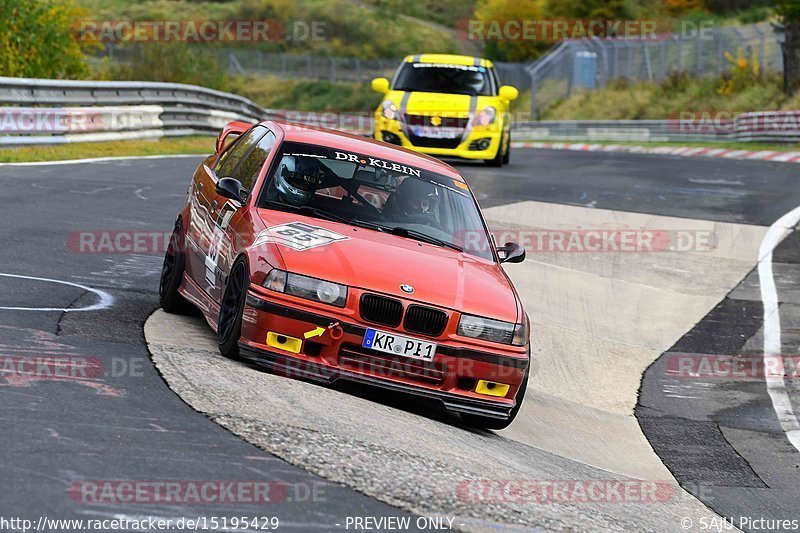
362,328 -> 437,362
411,126 -> 461,139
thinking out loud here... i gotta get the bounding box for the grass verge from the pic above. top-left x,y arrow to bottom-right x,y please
540,72 -> 800,121
0,136 -> 214,163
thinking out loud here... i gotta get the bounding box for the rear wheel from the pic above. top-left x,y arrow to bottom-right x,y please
217,259 -> 248,358
460,365 -> 529,431
159,221 -> 192,314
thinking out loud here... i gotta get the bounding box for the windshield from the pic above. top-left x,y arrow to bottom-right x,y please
392,62 -> 495,96
259,142 -> 494,260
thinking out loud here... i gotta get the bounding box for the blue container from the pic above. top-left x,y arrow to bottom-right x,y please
573,51 -> 597,90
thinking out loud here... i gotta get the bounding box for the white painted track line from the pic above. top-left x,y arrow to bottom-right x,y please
757,206 -> 800,453
0,272 -> 114,312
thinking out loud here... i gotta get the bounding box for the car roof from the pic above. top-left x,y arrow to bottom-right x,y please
402,54 -> 494,68
265,120 -> 466,182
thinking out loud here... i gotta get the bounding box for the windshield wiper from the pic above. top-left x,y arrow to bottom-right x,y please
265,201 -> 393,234
264,200 -> 351,225
369,224 -> 464,252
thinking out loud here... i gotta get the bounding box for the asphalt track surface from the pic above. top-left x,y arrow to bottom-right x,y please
0,148 -> 799,531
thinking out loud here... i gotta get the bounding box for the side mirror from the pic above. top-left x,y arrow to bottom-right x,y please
499,85 -> 519,102
215,177 -> 246,204
371,77 -> 390,94
498,242 -> 525,263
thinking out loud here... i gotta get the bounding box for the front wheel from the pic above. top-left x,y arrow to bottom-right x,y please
502,133 -> 511,165
217,259 -> 248,358
484,134 -> 506,167
460,364 -> 529,431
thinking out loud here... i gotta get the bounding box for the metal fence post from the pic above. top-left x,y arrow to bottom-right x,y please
755,26 -> 766,79
626,41 -> 634,79
696,32 -> 703,73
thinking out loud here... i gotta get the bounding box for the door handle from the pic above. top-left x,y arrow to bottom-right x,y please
211,200 -> 218,212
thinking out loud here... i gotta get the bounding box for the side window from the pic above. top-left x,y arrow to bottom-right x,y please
214,126 -> 267,178
489,68 -> 500,95
231,130 -> 276,191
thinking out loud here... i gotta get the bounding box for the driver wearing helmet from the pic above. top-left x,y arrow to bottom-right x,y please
269,154 -> 325,206
383,176 -> 439,224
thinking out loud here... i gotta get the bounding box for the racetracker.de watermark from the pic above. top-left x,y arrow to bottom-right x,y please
69,480 -> 326,505
457,18 -> 669,43
75,19 -> 326,43
0,356 -> 145,379
477,229 -> 717,253
670,110 -> 800,134
665,353 -> 800,380
456,479 -> 674,504
0,108 -> 158,134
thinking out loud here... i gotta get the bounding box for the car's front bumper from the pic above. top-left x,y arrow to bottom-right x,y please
241,290 -> 528,420
374,116 -> 505,160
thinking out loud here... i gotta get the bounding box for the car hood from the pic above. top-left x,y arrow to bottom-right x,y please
255,209 -> 519,323
386,90 -> 494,116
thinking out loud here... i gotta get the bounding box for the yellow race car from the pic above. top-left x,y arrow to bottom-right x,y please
372,54 -> 518,167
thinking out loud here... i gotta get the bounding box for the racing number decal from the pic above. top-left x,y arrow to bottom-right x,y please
205,202 -> 237,285
256,222 -> 348,251
205,226 -> 224,285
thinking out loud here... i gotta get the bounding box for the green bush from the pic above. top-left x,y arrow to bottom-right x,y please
221,0 -> 458,57
0,0 -> 91,78
230,75 -> 381,111
96,44 -> 232,91
542,66 -> 786,121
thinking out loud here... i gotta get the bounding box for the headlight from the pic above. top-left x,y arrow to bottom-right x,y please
381,100 -> 398,120
458,314 -> 527,346
263,269 -> 347,307
476,106 -> 496,126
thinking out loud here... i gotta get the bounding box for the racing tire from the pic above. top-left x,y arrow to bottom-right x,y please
460,364 -> 529,431
217,258 -> 248,359
484,134 -> 506,167
159,221 -> 192,314
502,134 -> 511,165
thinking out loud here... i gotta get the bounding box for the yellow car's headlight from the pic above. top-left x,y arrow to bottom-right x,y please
476,106 -> 496,126
381,100 -> 398,121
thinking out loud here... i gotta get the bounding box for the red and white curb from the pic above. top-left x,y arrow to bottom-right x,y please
511,141 -> 800,164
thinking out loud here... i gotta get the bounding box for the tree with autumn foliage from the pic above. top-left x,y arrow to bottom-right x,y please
0,0 -> 92,78
775,0 -> 800,95
473,0 -> 547,62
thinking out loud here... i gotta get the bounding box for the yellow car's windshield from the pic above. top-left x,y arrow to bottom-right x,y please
392,62 -> 496,96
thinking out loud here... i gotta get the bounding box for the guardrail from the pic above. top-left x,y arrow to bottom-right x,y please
513,113 -> 800,144
0,76 -> 270,144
